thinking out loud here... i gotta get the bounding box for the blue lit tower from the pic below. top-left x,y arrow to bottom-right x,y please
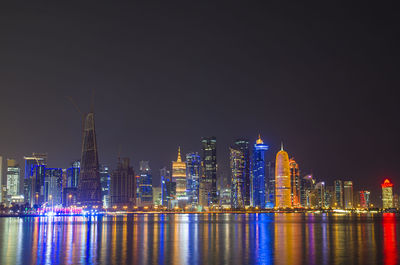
44,168 -> 63,205
200,137 -> 217,206
78,112 -> 102,207
138,161 -> 153,206
234,139 -> 251,207
160,167 -> 176,208
251,135 -> 269,208
186,152 -> 201,206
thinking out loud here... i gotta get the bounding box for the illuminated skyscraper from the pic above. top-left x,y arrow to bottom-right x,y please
315,181 -> 325,208
266,161 -> 275,208
334,180 -> 344,208
200,137 -> 218,206
275,144 -> 291,208
44,168 -> 63,205
100,164 -> 110,208
24,153 -> 47,206
172,147 -> 187,198
137,161 -> 153,206
110,158 -> 135,207
343,181 -> 353,209
160,167 -> 175,208
300,174 -> 315,207
289,158 -> 300,207
234,139 -> 251,206
230,147 -> 245,209
381,179 -> 393,209
359,190 -> 370,208
63,161 -> 80,207
186,152 -> 201,206
78,112 -> 102,207
6,159 -> 20,197
251,135 -> 268,208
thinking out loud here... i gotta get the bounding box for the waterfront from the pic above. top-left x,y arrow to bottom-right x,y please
0,213 -> 399,265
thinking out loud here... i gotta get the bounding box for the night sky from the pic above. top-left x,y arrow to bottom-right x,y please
0,2 -> 399,198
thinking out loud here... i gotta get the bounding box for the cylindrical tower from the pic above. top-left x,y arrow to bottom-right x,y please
275,144 -> 291,208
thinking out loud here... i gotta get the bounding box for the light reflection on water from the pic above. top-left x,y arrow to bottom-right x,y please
0,213 -> 398,265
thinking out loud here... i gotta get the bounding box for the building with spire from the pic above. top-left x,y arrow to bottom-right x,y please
172,147 -> 187,199
275,143 -> 291,208
382,179 -> 394,209
251,135 -> 268,208
289,158 -> 300,207
78,112 -> 102,207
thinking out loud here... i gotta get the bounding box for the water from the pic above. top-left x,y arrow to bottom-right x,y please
0,213 -> 398,265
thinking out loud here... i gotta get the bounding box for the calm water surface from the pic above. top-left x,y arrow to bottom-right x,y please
0,213 -> 399,265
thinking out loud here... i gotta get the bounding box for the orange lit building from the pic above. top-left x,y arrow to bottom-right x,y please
172,147 -> 186,198
289,158 -> 300,207
382,179 -> 394,209
275,144 -> 291,208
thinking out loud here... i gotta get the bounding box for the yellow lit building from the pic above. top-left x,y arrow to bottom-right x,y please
289,158 -> 300,207
172,147 -> 187,198
381,179 -> 393,209
275,144 -> 291,208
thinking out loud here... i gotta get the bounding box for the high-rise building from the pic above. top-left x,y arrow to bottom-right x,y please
325,186 -> 335,208
44,168 -> 63,205
6,159 -> 20,197
343,181 -> 353,209
289,158 -> 300,207
275,144 -> 291,208
234,139 -> 251,207
381,179 -> 393,209
78,112 -> 102,207
300,174 -> 315,207
160,167 -> 176,208
110,158 -> 135,207
24,153 -> 47,206
186,152 -> 201,206
266,161 -> 275,208
315,181 -> 325,208
100,164 -> 110,208
172,147 -> 186,198
334,180 -> 344,208
63,161 -> 80,207
0,156 -> 3,203
200,137 -> 218,206
359,190 -> 370,208
152,187 -> 162,206
251,135 -> 268,208
230,147 -> 245,209
137,161 -> 153,207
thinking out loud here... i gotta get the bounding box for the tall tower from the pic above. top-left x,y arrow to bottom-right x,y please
234,139 -> 251,206
382,179 -> 393,209
343,181 -> 353,209
289,158 -> 300,207
110,158 -> 135,208
334,180 -> 344,208
200,137 -> 218,206
172,147 -> 187,198
251,135 -> 268,208
186,152 -> 201,206
275,143 -> 291,208
78,112 -> 102,207
230,147 -> 245,209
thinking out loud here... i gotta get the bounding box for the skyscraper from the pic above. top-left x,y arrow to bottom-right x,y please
100,164 -> 111,208
160,167 -> 175,208
172,147 -> 186,198
359,190 -> 370,208
186,152 -> 201,206
230,147 -> 245,209
6,159 -> 20,197
289,158 -> 300,207
334,180 -> 344,208
200,137 -> 217,206
44,168 -> 63,205
0,156 -> 3,203
381,179 -> 393,209
234,139 -> 251,207
275,144 -> 291,208
315,181 -> 325,208
110,158 -> 136,207
78,112 -> 102,207
251,135 -> 268,208
63,161 -> 80,207
24,153 -> 47,206
137,161 -> 153,207
266,161 -> 275,208
343,181 -> 353,209
300,174 -> 315,207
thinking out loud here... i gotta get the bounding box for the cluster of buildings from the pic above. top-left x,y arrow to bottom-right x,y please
0,112 -> 398,212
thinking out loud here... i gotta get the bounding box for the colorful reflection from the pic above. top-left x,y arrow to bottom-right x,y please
0,213 -> 398,265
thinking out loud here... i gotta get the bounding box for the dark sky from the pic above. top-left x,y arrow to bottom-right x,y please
0,2 -> 399,198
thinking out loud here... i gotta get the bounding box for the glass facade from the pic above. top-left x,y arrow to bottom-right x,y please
230,147 -> 245,209
251,136 -> 268,208
275,146 -> 291,208
200,137 -> 217,206
138,161 -> 153,207
186,152 -> 201,206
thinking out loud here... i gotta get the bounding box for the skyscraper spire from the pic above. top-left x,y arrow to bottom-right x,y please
177,146 -> 182,162
256,134 -> 263,145
281,141 -> 284,151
